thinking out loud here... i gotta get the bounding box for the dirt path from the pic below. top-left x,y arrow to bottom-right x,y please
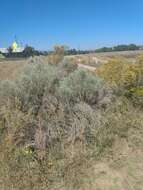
78,63 -> 96,71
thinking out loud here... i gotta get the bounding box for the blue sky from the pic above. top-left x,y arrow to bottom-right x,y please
0,0 -> 143,50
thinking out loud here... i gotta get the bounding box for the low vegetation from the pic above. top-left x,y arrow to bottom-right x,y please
97,56 -> 143,106
0,53 -> 143,190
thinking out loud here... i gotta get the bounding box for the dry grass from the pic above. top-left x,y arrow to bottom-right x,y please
0,58 -> 27,80
89,141 -> 143,190
66,50 -> 143,67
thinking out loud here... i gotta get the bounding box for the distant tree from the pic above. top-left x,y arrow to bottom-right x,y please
128,44 -> 139,51
23,46 -> 36,57
7,46 -> 13,54
65,49 -> 78,55
5,46 -> 13,57
113,45 -> 128,51
95,44 -> 140,53
95,47 -> 113,53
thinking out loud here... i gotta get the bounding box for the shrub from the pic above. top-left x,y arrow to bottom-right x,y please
0,62 -> 59,109
59,69 -> 105,104
58,59 -> 78,74
67,102 -> 101,145
96,57 -> 143,107
96,58 -> 138,88
97,57 -> 143,88
128,86 -> 143,107
15,63 -> 58,114
47,45 -> 67,65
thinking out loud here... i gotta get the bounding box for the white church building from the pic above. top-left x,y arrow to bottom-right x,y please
0,42 -> 24,54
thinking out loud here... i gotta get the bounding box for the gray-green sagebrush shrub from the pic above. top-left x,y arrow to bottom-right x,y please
16,63 -> 58,113
0,63 -> 59,114
59,69 -> 105,104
